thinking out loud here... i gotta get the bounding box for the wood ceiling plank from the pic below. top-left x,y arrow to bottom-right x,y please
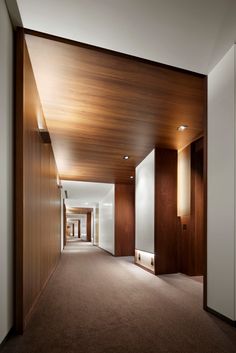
25,34 -> 205,184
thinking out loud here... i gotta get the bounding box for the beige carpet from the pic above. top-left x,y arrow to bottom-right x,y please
2,239 -> 236,353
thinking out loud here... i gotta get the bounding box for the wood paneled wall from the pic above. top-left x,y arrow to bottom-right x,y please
86,213 -> 91,241
155,149 -> 178,275
15,30 -> 61,333
178,138 -> 204,276
63,202 -> 66,246
191,138 -> 204,275
177,215 -> 191,274
115,184 -> 135,256
135,145 -> 204,276
78,220 -> 81,238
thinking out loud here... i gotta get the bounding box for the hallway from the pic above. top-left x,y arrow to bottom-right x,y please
2,240 -> 236,353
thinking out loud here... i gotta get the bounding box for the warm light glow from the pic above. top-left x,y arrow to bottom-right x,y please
177,146 -> 191,216
123,155 -> 129,160
130,176 -> 134,179
37,110 -> 46,130
177,125 -> 188,132
56,174 -> 60,187
103,203 -> 112,207
135,249 -> 155,273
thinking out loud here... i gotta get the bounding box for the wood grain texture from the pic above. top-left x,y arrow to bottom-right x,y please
115,184 -> 135,256
63,201 -> 66,246
178,215 -> 191,275
66,207 -> 93,214
78,220 -> 81,238
25,33 -> 205,184
15,31 -> 61,332
190,138 -> 204,275
203,76 -> 207,309
86,212 -> 91,242
155,148 -> 178,275
178,138 -> 204,276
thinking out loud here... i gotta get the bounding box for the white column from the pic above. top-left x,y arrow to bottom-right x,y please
208,45 -> 236,321
0,0 -> 13,343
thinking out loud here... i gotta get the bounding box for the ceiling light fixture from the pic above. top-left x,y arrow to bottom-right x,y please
177,125 -> 188,132
123,155 -> 129,160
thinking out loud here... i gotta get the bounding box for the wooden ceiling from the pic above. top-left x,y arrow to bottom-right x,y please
25,32 -> 206,184
66,207 -> 93,215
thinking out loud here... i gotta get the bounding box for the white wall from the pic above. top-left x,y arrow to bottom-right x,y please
99,186 -> 115,255
16,0 -> 235,74
135,149 -> 155,254
78,214 -> 87,240
0,0 -> 13,343
94,207 -> 99,245
208,45 -> 236,320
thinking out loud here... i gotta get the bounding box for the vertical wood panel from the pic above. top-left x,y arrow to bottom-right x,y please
78,220 -> 81,238
155,148 -> 178,274
115,184 -> 135,256
87,213 -> 91,242
191,138 -> 204,275
15,30 -> 61,332
178,215 -> 192,275
178,138 -> 204,276
63,202 -> 66,246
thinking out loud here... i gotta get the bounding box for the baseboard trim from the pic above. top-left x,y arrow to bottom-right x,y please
206,306 -> 236,327
0,327 -> 14,351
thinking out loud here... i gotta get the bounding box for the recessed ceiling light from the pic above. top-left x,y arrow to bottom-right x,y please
177,125 -> 188,132
130,176 -> 134,179
123,155 -> 129,160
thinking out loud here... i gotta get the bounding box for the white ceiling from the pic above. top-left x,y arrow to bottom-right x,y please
67,214 -> 86,221
62,180 -> 113,206
15,0 -> 236,74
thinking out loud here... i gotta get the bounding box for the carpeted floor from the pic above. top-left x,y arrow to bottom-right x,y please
2,239 -> 236,353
